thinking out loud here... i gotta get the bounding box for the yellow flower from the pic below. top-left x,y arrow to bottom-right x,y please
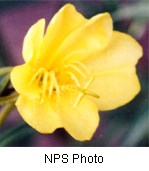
10,4 -> 142,141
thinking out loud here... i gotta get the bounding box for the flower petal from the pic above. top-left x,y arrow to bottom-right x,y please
10,64 -> 40,99
37,4 -> 87,68
83,31 -> 142,110
59,92 -> 99,141
84,31 -> 143,71
52,12 -> 112,66
89,66 -> 141,110
22,19 -> 45,63
16,95 -> 62,133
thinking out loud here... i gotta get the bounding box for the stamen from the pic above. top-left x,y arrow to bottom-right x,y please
53,71 -> 60,96
29,67 -> 61,103
40,72 -> 48,103
64,64 -> 87,79
71,60 -> 90,75
29,68 -> 45,86
48,71 -> 55,97
66,71 -> 81,87
29,62 -> 97,107
36,72 -> 43,86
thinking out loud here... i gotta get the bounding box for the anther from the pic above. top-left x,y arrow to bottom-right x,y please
53,72 -> 60,96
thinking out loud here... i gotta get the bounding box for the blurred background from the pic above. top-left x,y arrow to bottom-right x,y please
0,0 -> 148,147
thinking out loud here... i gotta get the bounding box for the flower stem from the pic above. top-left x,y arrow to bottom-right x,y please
0,102 -> 15,127
0,67 -> 13,76
0,92 -> 18,105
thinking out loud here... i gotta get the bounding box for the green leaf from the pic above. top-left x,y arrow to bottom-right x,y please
0,123 -> 35,146
0,92 -> 18,105
0,67 -> 13,76
0,74 -> 10,95
0,102 -> 15,127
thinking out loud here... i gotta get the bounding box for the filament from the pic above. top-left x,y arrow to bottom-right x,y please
66,71 -> 81,87
29,68 -> 45,86
29,60 -> 98,107
64,63 -> 87,79
53,72 -> 60,96
71,60 -> 90,75
40,72 -> 49,103
48,71 -> 55,97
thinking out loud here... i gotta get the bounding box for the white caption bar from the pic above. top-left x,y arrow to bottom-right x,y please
0,147 -> 148,171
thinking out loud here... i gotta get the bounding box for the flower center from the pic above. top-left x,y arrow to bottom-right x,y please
29,60 -> 99,107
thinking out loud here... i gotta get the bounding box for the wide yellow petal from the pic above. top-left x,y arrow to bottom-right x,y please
16,95 -> 62,133
82,31 -> 142,110
10,64 -> 40,99
84,31 -> 143,71
52,12 -> 113,67
88,66 -> 141,110
37,4 -> 87,68
22,19 -> 45,63
59,92 -> 99,141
